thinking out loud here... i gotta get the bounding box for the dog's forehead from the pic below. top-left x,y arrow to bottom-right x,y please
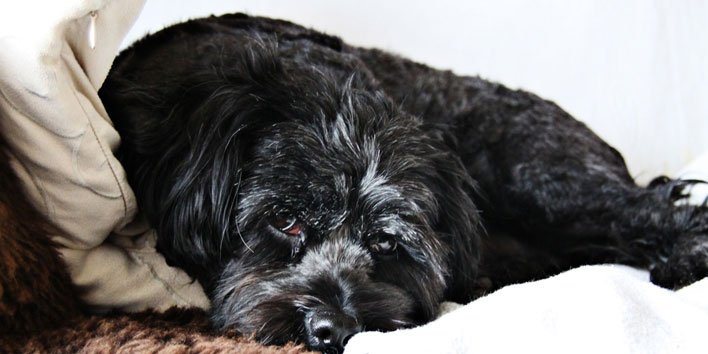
282,113 -> 433,228
241,85 -> 438,232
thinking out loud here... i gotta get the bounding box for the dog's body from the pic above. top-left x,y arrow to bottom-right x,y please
99,14 -> 708,352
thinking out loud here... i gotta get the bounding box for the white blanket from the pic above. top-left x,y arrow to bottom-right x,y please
346,265 -> 708,354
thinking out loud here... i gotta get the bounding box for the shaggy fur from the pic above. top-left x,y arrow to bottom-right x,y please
97,13 -> 708,353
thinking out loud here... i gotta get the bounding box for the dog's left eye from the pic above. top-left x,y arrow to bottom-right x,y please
271,216 -> 303,237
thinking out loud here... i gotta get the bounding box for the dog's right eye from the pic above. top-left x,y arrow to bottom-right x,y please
368,233 -> 398,256
270,216 -> 303,237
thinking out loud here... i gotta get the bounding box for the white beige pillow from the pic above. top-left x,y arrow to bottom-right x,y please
0,0 -> 208,312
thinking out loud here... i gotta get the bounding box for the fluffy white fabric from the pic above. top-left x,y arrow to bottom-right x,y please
346,265 -> 708,354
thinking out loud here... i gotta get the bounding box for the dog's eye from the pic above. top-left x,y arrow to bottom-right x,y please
368,233 -> 398,255
271,216 -> 303,237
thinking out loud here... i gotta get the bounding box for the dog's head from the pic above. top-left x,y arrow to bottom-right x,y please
102,33 -> 481,352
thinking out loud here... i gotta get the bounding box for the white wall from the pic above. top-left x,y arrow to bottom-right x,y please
124,0 -> 708,183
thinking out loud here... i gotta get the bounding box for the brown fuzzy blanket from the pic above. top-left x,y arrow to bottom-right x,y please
0,140 -> 310,353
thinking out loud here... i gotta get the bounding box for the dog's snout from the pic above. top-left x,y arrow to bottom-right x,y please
306,310 -> 361,352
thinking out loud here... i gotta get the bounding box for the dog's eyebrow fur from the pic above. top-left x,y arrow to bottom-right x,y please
358,158 -> 406,214
329,115 -> 407,216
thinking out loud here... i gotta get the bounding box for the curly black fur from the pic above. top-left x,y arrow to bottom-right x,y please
99,13 -> 708,352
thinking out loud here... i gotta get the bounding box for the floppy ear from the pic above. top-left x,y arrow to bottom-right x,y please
152,98 -> 248,279
100,39 -> 288,284
425,125 -> 483,303
111,79 -> 259,283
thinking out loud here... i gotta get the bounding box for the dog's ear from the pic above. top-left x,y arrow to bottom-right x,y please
425,124 -> 483,303
100,39 -> 288,283
122,79 -> 266,283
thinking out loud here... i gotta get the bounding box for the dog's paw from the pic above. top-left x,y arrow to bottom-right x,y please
648,176 -> 708,206
650,235 -> 708,289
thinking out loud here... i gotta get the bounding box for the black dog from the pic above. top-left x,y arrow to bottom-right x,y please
99,14 -> 708,353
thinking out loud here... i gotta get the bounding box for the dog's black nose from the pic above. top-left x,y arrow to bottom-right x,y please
306,310 -> 360,352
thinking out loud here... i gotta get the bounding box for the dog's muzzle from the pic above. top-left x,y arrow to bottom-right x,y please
295,237 -> 373,352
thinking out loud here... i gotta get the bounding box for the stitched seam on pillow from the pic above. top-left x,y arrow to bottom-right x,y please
128,250 -> 196,307
68,77 -> 129,219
